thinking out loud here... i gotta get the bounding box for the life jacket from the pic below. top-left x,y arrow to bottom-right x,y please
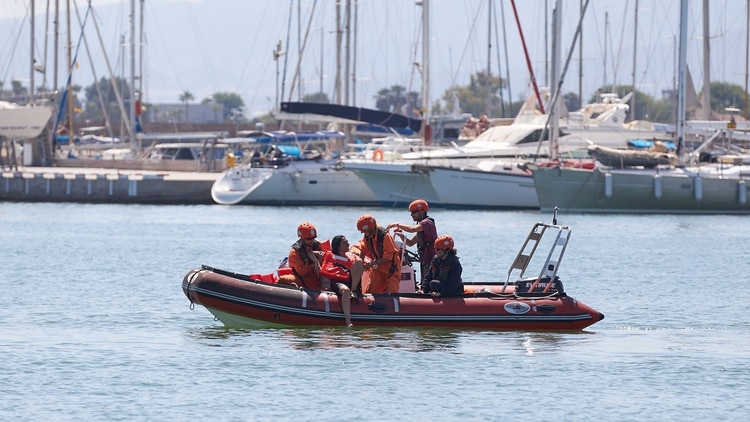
416,216 -> 436,254
320,252 -> 352,282
290,239 -> 322,287
291,239 -> 321,265
364,227 -> 399,276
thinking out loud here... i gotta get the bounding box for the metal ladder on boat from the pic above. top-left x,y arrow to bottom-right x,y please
501,218 -> 571,293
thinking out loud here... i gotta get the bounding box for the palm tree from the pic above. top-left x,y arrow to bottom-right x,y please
179,91 -> 194,122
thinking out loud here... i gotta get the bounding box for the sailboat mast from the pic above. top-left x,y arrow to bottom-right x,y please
30,0 -> 35,105
676,0 -> 688,164
130,0 -> 137,152
421,0 -> 430,143
701,0 -> 711,120
66,0 -> 73,140
630,0 -> 638,121
549,0 -> 561,161
509,0 -> 545,114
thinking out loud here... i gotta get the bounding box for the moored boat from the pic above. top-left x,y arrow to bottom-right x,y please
182,213 -> 604,330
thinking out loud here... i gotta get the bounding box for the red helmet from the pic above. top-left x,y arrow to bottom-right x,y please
409,199 -> 429,213
434,234 -> 454,250
357,214 -> 377,232
297,222 -> 317,239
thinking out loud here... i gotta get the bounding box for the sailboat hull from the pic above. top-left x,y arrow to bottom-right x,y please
533,166 -> 750,214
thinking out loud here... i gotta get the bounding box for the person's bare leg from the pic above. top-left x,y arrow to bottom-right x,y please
338,284 -> 353,327
350,259 -> 364,297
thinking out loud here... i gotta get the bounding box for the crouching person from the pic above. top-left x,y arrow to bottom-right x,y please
422,235 -> 463,297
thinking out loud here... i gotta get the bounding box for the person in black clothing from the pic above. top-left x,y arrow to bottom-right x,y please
424,234 -> 463,297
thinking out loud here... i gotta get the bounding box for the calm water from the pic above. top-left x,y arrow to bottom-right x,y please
2,202 -> 748,421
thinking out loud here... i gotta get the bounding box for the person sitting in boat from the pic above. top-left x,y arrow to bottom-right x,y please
420,234 -> 463,297
461,116 -> 478,139
276,222 -> 325,289
477,114 -> 491,134
386,199 -> 437,293
320,235 -> 365,327
355,214 -> 401,294
250,150 -> 262,166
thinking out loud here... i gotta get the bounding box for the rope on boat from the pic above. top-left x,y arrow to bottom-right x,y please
186,269 -> 203,310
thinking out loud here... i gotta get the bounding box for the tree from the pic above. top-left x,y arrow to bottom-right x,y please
81,76 -> 130,125
302,92 -> 330,104
563,92 -> 581,113
179,91 -> 194,122
207,92 -> 245,121
707,81 -> 746,115
432,71 -> 507,118
373,85 -> 421,117
11,80 -> 27,98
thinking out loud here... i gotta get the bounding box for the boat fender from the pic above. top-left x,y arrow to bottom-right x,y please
604,172 -> 613,198
739,180 -> 747,204
372,149 -> 384,161
653,174 -> 662,199
694,175 -> 703,201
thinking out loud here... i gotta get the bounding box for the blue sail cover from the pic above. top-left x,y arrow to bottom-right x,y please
280,102 -> 422,133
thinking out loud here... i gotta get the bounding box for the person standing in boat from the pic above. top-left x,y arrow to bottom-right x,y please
387,199 -> 437,293
422,234 -> 463,297
277,222 -> 325,289
320,235 -> 365,327
355,214 -> 401,294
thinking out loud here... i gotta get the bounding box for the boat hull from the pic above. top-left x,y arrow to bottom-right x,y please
344,159 -> 444,208
211,160 -> 378,206
182,267 -> 604,331
425,164 -> 538,209
533,166 -> 750,214
0,105 -> 53,140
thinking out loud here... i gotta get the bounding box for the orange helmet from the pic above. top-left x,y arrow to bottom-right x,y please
409,199 -> 429,213
434,234 -> 454,250
297,222 -> 317,239
356,214 -> 377,232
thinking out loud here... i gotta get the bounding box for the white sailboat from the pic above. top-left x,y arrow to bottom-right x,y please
531,0 -> 750,214
0,101 -> 53,142
210,128 -> 379,206
1,0 -> 54,167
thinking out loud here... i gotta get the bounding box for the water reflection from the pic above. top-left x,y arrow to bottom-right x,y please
186,325 -> 598,354
187,326 -> 461,352
283,327 -> 460,352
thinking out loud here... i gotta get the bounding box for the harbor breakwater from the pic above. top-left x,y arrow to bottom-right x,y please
1,167 -> 219,204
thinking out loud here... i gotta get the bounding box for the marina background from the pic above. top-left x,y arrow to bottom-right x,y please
2,0 -> 747,116
2,202 -> 748,420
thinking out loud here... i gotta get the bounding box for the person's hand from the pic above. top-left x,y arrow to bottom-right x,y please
415,289 -> 424,295
430,291 -> 442,297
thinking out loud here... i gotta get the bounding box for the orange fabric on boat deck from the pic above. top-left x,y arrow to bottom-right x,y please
250,273 -> 276,283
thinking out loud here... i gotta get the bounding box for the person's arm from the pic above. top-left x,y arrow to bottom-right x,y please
387,221 -> 422,233
367,234 -> 399,272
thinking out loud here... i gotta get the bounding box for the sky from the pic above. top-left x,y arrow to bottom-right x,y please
2,0 -> 748,118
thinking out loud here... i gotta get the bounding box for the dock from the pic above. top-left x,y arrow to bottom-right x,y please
1,167 -> 221,204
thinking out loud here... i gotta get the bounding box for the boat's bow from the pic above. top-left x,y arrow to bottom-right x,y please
210,166 -> 272,205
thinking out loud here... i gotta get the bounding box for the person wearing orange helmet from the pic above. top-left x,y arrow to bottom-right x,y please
423,234 -> 463,297
277,222 -> 325,289
386,199 -> 437,292
355,214 -> 401,293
